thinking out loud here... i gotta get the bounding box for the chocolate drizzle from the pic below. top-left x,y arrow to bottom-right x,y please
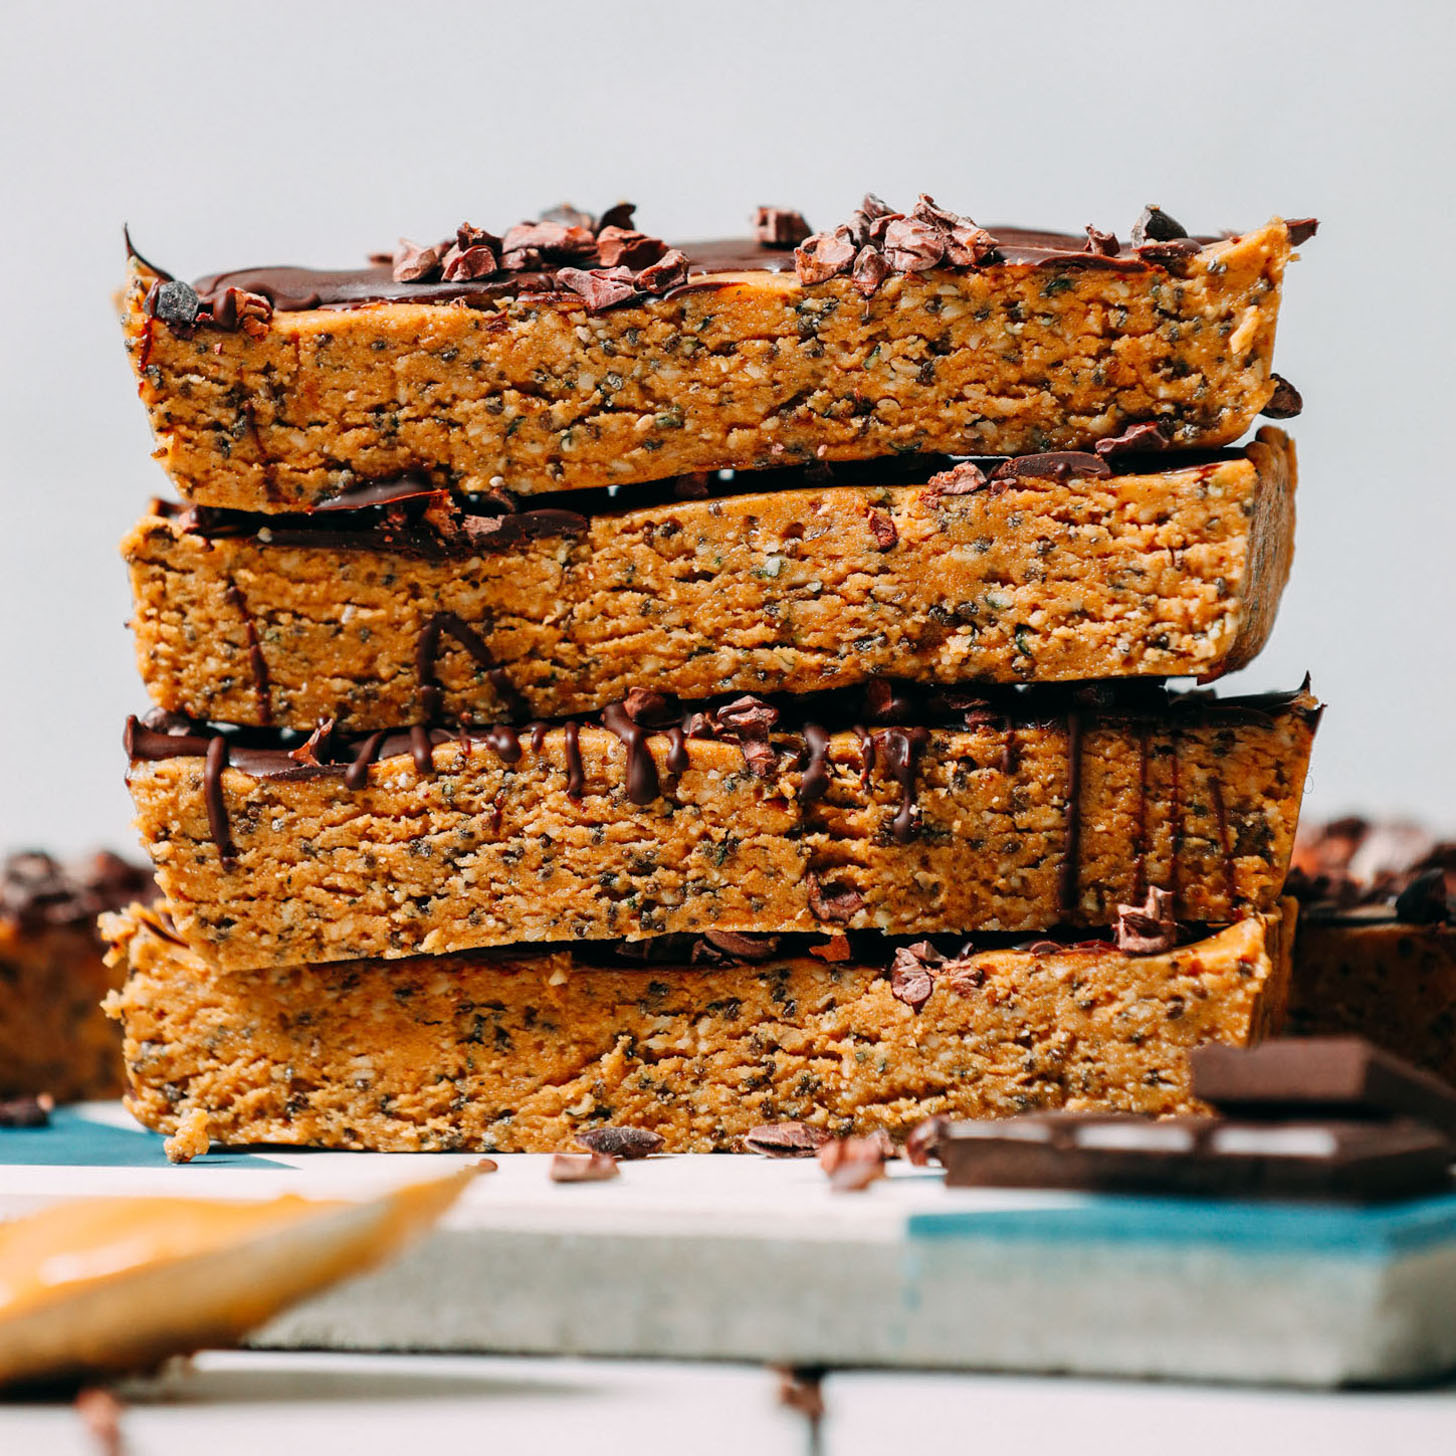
223,580 -> 272,726
409,725 -> 434,775
853,726 -> 876,789
416,611 -> 524,722
665,725 -> 689,777
602,702 -> 660,806
1058,712 -> 1084,915
563,720 -> 585,799
486,725 -> 523,765
345,730 -> 387,790
1210,777 -> 1237,908
203,735 -> 236,863
801,723 -> 831,803
875,727 -> 930,844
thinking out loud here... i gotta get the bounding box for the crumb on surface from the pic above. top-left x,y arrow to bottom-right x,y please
164,1107 -> 211,1164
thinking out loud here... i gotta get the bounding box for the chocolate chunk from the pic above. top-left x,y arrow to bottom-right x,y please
743,1122 -> 830,1157
702,929 -> 783,960
1395,868 -> 1450,924
1114,885 -> 1177,955
890,941 -> 945,1011
938,1111 -> 1453,1202
636,248 -> 689,293
621,687 -> 677,727
596,202 -> 637,233
1083,225 -> 1120,256
557,266 -> 639,312
1136,238 -> 1202,266
859,193 -> 895,221
392,240 -> 445,283
594,226 -> 667,270
880,216 -> 946,274
286,718 -> 335,768
991,451 -> 1111,482
0,1093 -> 52,1128
1261,373 -> 1304,419
867,508 -> 898,550
739,738 -> 779,779
1286,217 -> 1319,247
549,1151 -> 620,1183
807,874 -> 864,923
712,694 -> 780,740
819,1133 -> 893,1191
904,1115 -> 948,1166
925,460 -> 989,497
753,207 -> 812,248
150,279 -> 201,332
908,195 -> 999,267
1190,1038 -> 1456,1138
1130,204 -> 1188,246
794,227 -> 858,284
501,221 -> 599,262
441,244 -> 499,281
209,286 -> 273,336
541,204 -> 597,231
850,245 -> 891,298
1094,421 -> 1172,460
576,1125 -> 664,1160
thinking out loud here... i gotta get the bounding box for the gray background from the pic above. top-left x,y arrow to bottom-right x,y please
1,0 -> 1451,855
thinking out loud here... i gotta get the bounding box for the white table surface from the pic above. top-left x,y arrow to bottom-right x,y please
3,1351 -> 1456,1455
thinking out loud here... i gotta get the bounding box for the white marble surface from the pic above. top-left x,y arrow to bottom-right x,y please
4,1352 -> 1456,1455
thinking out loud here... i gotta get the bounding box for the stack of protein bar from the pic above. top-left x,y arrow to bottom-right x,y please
103,196 -> 1320,1152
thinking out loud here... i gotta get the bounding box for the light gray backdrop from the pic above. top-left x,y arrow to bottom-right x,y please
1,0 -> 1451,855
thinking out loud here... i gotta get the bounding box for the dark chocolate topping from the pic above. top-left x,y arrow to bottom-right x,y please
1,850 -> 154,932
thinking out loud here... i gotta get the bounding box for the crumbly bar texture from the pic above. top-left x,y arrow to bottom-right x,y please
1287,915 -> 1456,1085
126,693 -> 1317,970
122,222 -> 1298,512
103,901 -> 1293,1152
125,431 -> 1296,730
0,921 -> 123,1101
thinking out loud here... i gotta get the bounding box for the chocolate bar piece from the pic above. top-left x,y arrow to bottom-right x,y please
938,1112 -> 1452,1202
122,203 -> 1306,512
1190,1037 -> 1456,1138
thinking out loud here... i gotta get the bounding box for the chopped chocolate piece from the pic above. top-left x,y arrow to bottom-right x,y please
391,240 -> 444,284
1190,1037 -> 1456,1139
1094,421 -> 1173,460
1115,886 -> 1177,955
1137,238 -> 1202,267
594,226 -> 667,270
286,718 -> 334,768
621,688 -> 677,726
702,930 -> 783,960
924,459 -> 989,496
807,875 -> 865,923
905,1114 -> 948,1166
1131,205 -> 1189,246
711,694 -> 779,740
557,266 -> 639,312
939,1111 -> 1453,1202
908,194 -> 999,267
880,216 -> 946,273
794,227 -> 858,284
0,1092 -> 53,1127
596,202 -> 637,233
1395,868 -> 1450,924
576,1125 -> 664,1159
541,204 -> 597,231
1261,374 -> 1303,419
890,941 -> 946,1011
850,244 -> 891,297
441,244 -> 499,282
859,193 -> 895,221
867,508 -> 897,550
209,286 -> 273,337
1084,225 -> 1120,256
549,1151 -> 620,1182
743,1121 -> 830,1157
753,207 -> 812,248
150,279 -> 201,332
636,248 -> 689,293
1286,217 -> 1320,246
819,1132 -> 893,1191
992,451 -> 1111,483
501,221 -> 598,262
